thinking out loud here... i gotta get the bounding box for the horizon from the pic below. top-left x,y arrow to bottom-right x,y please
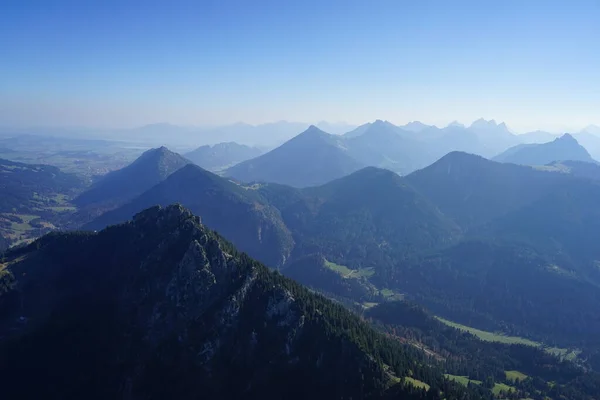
2,118 -> 599,136
2,0 -> 599,132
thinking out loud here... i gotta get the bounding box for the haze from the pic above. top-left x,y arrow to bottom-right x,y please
1,0 -> 599,133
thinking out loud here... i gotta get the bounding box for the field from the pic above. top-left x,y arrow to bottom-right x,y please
492,382 -> 515,395
436,317 -> 542,346
505,370 -> 528,382
379,288 -> 403,300
444,374 -> 481,386
436,317 -> 577,360
404,377 -> 430,390
324,259 -> 374,278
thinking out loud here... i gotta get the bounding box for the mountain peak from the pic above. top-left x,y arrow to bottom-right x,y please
301,124 -> 327,136
132,203 -> 198,229
75,147 -> 191,208
402,121 -> 430,132
557,133 -> 578,143
448,120 -> 465,128
139,145 -> 175,159
494,132 -> 594,166
582,125 -> 600,136
470,118 -> 498,128
372,119 -> 395,127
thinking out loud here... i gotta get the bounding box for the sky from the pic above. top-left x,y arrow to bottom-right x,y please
1,0 -> 599,133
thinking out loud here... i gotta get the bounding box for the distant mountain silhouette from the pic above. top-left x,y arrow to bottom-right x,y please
184,142 -> 262,172
447,121 -> 465,128
582,124 -> 600,136
226,126 -> 364,187
314,121 -> 357,135
343,122 -> 374,138
494,134 -> 596,166
467,119 -> 520,157
518,130 -> 559,144
400,121 -> 432,132
75,146 -> 191,209
344,120 -> 431,174
572,131 -> 600,161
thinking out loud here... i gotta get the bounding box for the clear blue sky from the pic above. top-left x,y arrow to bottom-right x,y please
1,0 -> 599,132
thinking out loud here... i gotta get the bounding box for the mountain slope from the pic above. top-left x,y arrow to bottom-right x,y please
226,126 -> 364,187
85,164 -> 294,268
0,205 -> 481,400
258,167 -> 461,286
184,142 -> 262,172
405,152 -> 573,228
476,179 -> 600,273
75,146 -> 191,208
494,134 -> 596,165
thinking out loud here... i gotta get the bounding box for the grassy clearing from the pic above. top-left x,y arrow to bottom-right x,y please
436,317 -> 541,346
505,370 -> 528,382
404,377 -> 430,391
47,206 -> 77,212
546,347 -> 581,361
323,259 -> 374,278
492,382 -> 515,395
362,302 -> 378,309
2,214 -> 38,234
378,288 -> 403,301
436,317 -> 578,361
444,374 -> 481,386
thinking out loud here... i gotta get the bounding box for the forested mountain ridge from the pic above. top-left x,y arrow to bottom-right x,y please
75,146 -> 191,209
84,164 -> 295,268
405,151 -> 575,228
0,205 -> 482,400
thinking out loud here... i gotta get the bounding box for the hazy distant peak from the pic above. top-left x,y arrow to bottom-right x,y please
372,119 -> 395,127
447,121 -> 465,128
470,118 -> 500,128
582,124 -> 600,136
556,133 -> 578,143
402,121 -> 431,132
302,124 -> 328,136
140,145 -> 174,159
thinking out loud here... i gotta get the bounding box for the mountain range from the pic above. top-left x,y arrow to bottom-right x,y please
223,119 -> 597,188
5,137 -> 600,398
0,204 -> 483,399
78,146 -> 600,353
